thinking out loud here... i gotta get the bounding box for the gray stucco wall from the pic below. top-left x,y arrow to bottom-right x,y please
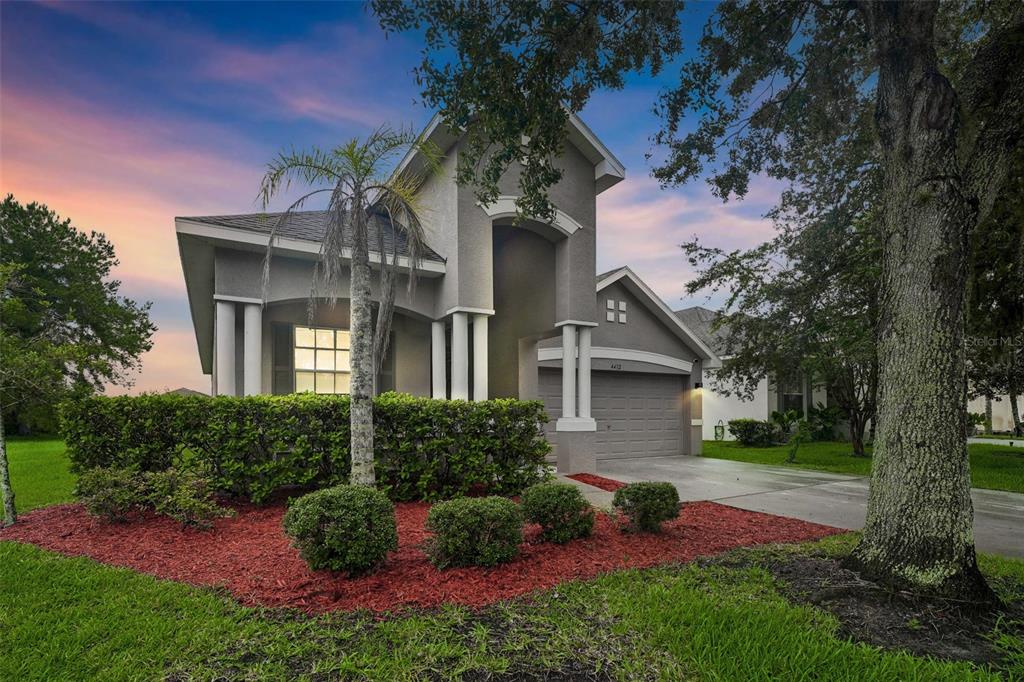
540,281 -> 700,363
489,225 -> 557,397
215,248 -> 437,320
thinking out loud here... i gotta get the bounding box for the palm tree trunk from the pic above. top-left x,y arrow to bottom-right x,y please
349,213 -> 376,487
0,400 -> 16,526
1011,392 -> 1022,437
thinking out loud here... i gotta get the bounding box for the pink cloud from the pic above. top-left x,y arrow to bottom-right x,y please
1,88 -> 262,289
106,327 -> 209,396
40,1 -> 410,130
597,175 -> 780,310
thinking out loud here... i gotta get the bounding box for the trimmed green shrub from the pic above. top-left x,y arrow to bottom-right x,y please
425,496 -> 522,568
520,482 -> 594,544
74,467 -> 147,522
74,466 -> 232,527
727,418 -> 778,446
60,393 -> 550,503
144,469 -> 234,528
612,482 -> 680,533
282,485 -> 398,574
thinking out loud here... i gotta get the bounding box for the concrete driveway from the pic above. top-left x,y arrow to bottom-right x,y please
595,456 -> 1024,558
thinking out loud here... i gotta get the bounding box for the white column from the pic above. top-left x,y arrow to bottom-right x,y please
431,320 -> 447,399
451,312 -> 469,400
561,324 -> 577,419
578,326 -> 592,419
243,303 -> 262,396
215,300 -> 236,396
472,314 -> 488,401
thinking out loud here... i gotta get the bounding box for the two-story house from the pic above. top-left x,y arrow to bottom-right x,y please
176,113 -> 720,473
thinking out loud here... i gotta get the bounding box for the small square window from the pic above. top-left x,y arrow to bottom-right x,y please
606,311 -> 616,322
316,349 -> 335,371
619,300 -> 627,311
618,313 -> 627,324
294,348 -> 316,371
295,326 -> 316,348
315,329 -> 335,348
606,299 -> 615,310
295,371 -> 315,393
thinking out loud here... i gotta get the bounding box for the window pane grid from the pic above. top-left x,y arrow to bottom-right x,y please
294,325 -> 351,394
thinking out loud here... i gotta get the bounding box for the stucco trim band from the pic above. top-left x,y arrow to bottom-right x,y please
538,346 -> 694,373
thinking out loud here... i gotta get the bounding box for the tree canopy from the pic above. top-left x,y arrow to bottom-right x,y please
0,195 -> 155,432
375,0 -> 1024,598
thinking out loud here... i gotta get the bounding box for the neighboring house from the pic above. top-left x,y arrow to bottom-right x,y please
176,113 -> 720,473
674,306 -> 827,441
967,394 -> 1023,434
165,387 -> 208,397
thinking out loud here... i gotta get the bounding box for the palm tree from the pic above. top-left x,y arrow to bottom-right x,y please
258,127 -> 441,486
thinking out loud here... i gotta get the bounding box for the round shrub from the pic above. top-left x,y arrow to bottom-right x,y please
520,482 -> 594,544
612,482 -> 680,533
425,496 -> 522,568
283,485 -> 398,574
74,467 -> 147,522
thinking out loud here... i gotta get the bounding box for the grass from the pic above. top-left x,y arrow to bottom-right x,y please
3,438 -> 1022,679
702,440 -> 1024,494
4,437 -> 74,520
2,536 -> 1020,681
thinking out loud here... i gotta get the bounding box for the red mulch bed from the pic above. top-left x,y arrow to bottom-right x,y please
0,501 -> 841,614
566,473 -> 628,492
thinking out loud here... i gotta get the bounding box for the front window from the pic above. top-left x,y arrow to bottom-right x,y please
294,326 -> 351,394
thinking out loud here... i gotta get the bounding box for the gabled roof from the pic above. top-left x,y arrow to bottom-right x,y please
180,210 -> 445,264
674,306 -> 731,356
394,112 -> 626,195
597,267 -> 722,368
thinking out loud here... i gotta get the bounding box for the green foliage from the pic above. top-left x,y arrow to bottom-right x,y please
520,482 -> 594,544
144,469 -> 234,529
60,393 -> 550,503
373,1 -> 682,223
0,195 -> 155,434
727,419 -> 777,447
74,467 -> 146,522
807,403 -> 843,441
425,496 -> 522,568
282,485 -> 397,574
74,466 -> 231,528
967,412 -> 988,436
612,482 -> 680,533
786,420 -> 812,464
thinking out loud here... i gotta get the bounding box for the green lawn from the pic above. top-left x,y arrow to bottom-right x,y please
3,438 -> 1023,679
2,535 -> 1021,681
4,437 -> 74,521
703,440 -> 1024,494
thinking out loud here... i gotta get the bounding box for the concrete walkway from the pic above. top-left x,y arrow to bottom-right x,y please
969,436 -> 1023,447
590,456 -> 1024,558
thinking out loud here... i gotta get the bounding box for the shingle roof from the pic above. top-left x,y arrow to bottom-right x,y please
179,210 -> 445,263
674,306 -> 731,355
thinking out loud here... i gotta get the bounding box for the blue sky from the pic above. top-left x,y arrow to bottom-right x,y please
1,1 -> 778,393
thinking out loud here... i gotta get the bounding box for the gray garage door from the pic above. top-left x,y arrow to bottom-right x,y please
538,368 -> 685,460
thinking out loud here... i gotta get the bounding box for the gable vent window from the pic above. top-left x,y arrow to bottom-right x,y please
294,326 -> 351,394
606,299 -> 628,323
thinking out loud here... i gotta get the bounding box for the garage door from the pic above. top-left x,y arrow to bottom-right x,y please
538,369 -> 685,460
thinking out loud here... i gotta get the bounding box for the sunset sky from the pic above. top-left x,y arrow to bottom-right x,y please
1,1 -> 778,394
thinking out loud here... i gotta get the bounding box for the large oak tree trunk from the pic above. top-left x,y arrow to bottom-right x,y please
349,210 -> 376,487
850,2 -> 991,600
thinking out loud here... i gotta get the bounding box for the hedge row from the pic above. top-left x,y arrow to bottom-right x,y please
61,393 -> 550,503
